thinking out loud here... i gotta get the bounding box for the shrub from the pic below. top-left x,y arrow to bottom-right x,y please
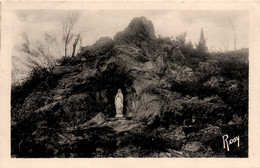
11,67 -> 49,111
56,56 -> 72,66
170,80 -> 218,98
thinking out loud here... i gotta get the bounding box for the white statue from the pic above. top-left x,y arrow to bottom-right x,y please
115,89 -> 124,118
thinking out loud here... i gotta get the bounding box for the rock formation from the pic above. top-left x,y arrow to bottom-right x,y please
11,16 -> 248,158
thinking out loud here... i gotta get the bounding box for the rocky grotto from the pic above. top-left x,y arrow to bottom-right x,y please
11,16 -> 248,158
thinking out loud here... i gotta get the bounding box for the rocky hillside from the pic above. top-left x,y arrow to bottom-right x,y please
11,16 -> 248,157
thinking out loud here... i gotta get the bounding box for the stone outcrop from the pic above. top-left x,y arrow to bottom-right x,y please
114,16 -> 156,45
79,36 -> 115,57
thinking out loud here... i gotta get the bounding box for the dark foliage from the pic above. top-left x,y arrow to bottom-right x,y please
170,81 -> 218,98
70,126 -> 117,157
56,56 -> 73,66
11,67 -> 49,111
117,130 -> 171,157
11,106 -> 62,157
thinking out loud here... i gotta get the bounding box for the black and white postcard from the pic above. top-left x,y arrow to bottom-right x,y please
1,1 -> 260,168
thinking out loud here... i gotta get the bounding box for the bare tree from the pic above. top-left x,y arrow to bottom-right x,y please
71,33 -> 81,57
230,21 -> 238,51
62,12 -> 79,57
231,24 -> 236,51
220,39 -> 229,52
17,12 -> 83,72
18,33 -> 57,70
71,28 -> 92,57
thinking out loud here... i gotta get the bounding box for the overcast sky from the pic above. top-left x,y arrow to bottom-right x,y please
13,10 -> 248,52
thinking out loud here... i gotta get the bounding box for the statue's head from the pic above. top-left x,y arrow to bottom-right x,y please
118,89 -> 122,94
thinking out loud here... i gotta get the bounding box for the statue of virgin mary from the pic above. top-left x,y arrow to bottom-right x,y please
115,89 -> 123,118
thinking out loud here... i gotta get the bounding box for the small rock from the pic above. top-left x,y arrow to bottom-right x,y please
167,149 -> 187,157
114,145 -> 139,157
149,152 -> 159,157
81,58 -> 87,62
171,127 -> 186,140
200,126 -> 222,143
36,101 -> 59,113
87,112 -> 106,126
228,113 -> 242,125
165,152 -> 171,157
159,152 -> 170,157
183,141 -> 203,152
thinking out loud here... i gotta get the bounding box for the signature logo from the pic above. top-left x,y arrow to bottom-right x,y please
222,134 -> 240,151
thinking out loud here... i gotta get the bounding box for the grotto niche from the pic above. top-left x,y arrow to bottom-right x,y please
90,62 -> 137,118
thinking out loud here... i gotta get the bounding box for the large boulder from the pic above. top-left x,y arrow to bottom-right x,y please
135,93 -> 162,122
114,16 -> 156,45
155,52 -> 168,76
115,44 -> 150,67
62,94 -> 89,122
80,36 -> 115,57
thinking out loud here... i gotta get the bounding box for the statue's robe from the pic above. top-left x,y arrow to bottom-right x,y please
115,92 -> 124,118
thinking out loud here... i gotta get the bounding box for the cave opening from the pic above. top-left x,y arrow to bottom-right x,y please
91,62 -> 136,118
